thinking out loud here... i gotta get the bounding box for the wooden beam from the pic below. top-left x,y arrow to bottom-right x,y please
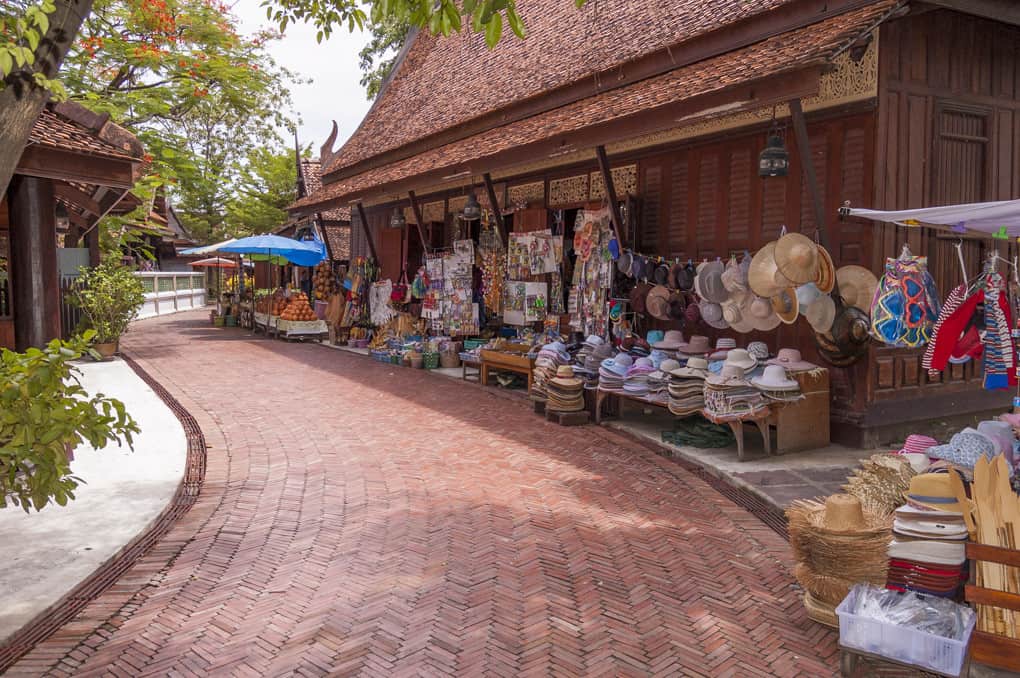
55,183 -> 101,216
789,97 -> 841,300
595,146 -> 625,247
920,0 -> 1020,26
355,202 -> 380,262
16,146 -> 136,189
407,190 -> 430,253
481,173 -> 505,243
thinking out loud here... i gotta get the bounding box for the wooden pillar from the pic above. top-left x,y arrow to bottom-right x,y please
355,202 -> 380,262
595,145 -> 625,247
482,173 -> 505,243
407,191 -> 430,253
85,225 -> 100,266
7,176 -> 60,350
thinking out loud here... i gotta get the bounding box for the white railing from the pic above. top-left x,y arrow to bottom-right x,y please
135,272 -> 207,319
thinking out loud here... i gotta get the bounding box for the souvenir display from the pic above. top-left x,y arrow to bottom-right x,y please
870,245 -> 941,348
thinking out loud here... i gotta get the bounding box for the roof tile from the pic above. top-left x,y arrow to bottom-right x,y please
28,108 -> 138,161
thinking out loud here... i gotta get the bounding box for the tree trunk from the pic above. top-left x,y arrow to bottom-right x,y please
0,0 -> 95,199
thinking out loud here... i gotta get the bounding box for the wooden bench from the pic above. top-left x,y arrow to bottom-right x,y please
479,349 -> 534,392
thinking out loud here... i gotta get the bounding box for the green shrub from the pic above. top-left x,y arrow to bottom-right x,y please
0,332 -> 140,511
69,262 -> 146,343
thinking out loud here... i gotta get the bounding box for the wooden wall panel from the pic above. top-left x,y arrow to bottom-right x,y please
727,149 -> 752,249
667,155 -> 689,258
696,153 -> 718,260
638,163 -> 662,252
870,8 -> 1020,410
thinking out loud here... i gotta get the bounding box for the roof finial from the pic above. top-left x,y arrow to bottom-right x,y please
321,120 -> 339,169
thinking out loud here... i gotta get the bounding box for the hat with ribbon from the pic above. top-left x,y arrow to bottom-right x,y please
751,364 -> 800,391
672,356 -> 710,379
767,348 -> 817,372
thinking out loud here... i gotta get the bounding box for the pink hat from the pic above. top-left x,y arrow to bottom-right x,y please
766,348 -> 816,372
898,434 -> 939,455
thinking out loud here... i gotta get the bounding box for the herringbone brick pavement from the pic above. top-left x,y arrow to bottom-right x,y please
5,312 -> 838,676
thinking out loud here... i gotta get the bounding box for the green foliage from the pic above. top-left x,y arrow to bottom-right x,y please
63,0 -> 303,244
0,332 -> 140,512
0,0 -> 67,98
223,147 -> 298,238
358,15 -> 410,99
69,262 -> 146,343
264,0 -> 548,50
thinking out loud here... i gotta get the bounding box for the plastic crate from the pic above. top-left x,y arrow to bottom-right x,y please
835,586 -> 974,677
224,315 -> 237,327
423,352 -> 440,369
463,339 -> 486,350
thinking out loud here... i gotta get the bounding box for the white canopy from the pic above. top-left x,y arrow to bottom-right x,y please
845,200 -> 1020,238
179,237 -> 238,256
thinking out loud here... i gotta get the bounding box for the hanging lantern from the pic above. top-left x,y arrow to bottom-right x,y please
462,191 -> 481,221
389,206 -> 406,229
758,130 -> 789,178
55,202 -> 70,231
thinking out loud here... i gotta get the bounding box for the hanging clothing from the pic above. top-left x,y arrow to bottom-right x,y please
982,272 -> 1016,390
924,285 -> 980,377
870,255 -> 941,347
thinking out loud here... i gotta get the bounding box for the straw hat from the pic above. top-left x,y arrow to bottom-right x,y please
672,356 -> 710,379
835,265 -> 879,310
652,329 -> 686,350
775,232 -> 819,285
805,294 -> 836,333
646,285 -> 672,321
695,260 -> 729,303
771,288 -> 799,324
815,245 -> 835,293
699,301 -> 725,327
767,348 -> 817,371
551,365 -> 583,388
721,256 -> 749,293
799,494 -> 890,534
748,242 -> 783,298
678,335 -> 711,355
751,364 -> 799,391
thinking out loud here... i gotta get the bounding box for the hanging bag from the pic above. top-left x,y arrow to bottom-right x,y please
870,246 -> 941,347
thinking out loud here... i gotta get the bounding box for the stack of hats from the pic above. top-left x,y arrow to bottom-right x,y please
708,337 -> 737,361
647,359 -> 680,398
582,342 -> 613,389
649,349 -> 670,370
787,494 -> 892,627
927,424 -> 1013,476
651,330 -> 685,353
623,357 -> 655,396
894,434 -> 937,474
886,473 -> 971,599
598,354 -> 632,391
546,365 -> 585,413
703,364 -> 767,418
531,341 -> 571,399
667,358 -> 709,416
575,335 -> 605,367
751,364 -> 803,403
677,335 -> 711,359
747,340 -> 770,363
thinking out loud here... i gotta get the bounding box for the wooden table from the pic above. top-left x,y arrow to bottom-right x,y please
597,388 -> 774,462
766,368 -> 830,453
479,349 -> 534,392
462,357 -> 481,383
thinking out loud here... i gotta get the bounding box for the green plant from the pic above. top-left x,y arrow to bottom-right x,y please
69,261 -> 145,344
0,331 -> 139,511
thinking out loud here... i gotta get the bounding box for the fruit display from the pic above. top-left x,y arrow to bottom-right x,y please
280,292 -> 317,321
256,291 -> 289,316
313,262 -> 336,300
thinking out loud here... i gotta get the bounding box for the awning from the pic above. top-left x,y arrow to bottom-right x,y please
844,200 -> 1020,238
217,234 -> 325,267
180,238 -> 238,256
291,1 -> 900,213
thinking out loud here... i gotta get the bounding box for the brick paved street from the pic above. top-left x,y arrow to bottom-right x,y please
8,312 -> 837,676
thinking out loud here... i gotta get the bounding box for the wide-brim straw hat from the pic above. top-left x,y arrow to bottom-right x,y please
771,288 -> 799,324
802,590 -> 839,627
748,296 -> 781,331
646,285 -> 672,320
749,242 -> 783,298
775,232 -> 819,285
806,294 -> 836,333
836,265 -> 879,310
815,245 -> 835,293
795,494 -> 891,535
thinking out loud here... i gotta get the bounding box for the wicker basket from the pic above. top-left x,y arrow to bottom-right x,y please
440,351 -> 461,368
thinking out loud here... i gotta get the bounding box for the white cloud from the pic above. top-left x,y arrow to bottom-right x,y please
233,0 -> 375,156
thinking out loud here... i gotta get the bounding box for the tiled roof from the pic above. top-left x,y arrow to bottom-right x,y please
299,159 -> 351,221
326,0 -> 797,176
294,2 -> 896,212
323,224 -> 351,261
28,108 -> 137,161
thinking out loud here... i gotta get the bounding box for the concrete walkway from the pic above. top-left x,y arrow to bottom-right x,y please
0,358 -> 187,642
9,312 -> 839,676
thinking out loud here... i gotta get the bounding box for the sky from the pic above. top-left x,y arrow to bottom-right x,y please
232,0 -> 376,157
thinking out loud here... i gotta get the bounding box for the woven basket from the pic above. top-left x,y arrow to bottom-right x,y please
440,351 -> 461,368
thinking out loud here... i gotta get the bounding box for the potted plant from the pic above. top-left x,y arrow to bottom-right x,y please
1,332 -> 140,511
69,262 -> 145,359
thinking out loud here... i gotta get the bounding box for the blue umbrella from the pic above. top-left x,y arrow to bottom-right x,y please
217,234 -> 325,267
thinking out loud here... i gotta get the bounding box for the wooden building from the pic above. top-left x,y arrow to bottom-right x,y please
0,101 -> 145,350
291,0 -> 1020,446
